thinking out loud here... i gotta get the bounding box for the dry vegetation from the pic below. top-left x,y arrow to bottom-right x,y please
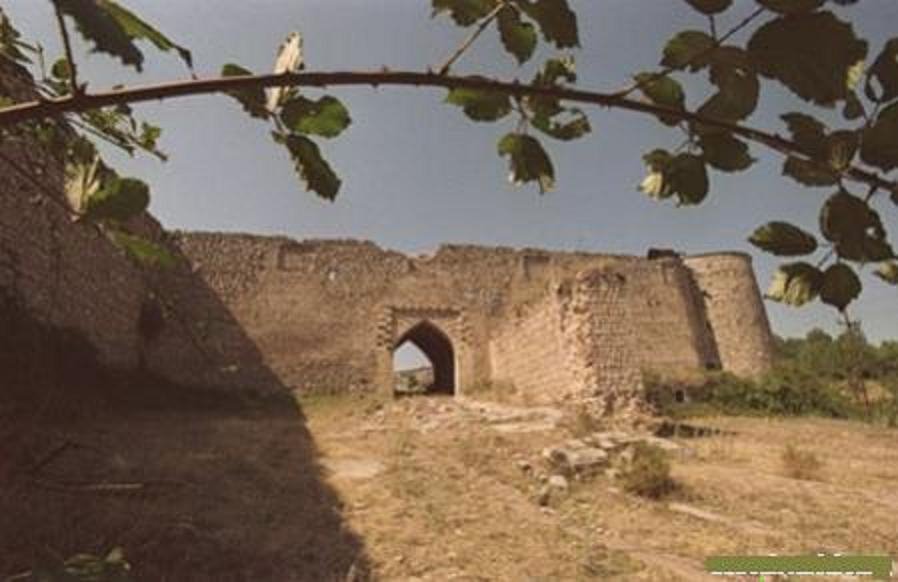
303,393 -> 898,581
3,383 -> 897,580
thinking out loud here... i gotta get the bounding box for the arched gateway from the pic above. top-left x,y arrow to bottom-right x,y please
374,305 -> 473,396
394,321 -> 455,394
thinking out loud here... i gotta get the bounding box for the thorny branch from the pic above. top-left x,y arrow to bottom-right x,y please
0,68 -> 894,196
52,2 -> 80,95
437,1 -> 507,75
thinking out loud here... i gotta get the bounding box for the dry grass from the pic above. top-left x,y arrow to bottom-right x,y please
6,382 -> 898,581
308,396 -> 898,581
780,443 -> 825,481
619,443 -> 678,499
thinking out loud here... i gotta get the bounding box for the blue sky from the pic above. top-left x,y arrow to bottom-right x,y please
5,1 -> 897,347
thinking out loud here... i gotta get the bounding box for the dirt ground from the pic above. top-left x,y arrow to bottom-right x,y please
304,392 -> 898,581
2,388 -> 897,581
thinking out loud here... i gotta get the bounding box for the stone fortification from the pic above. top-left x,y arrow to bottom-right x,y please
0,63 -> 775,414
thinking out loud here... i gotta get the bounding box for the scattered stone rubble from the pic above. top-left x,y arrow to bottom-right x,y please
524,430 -> 689,506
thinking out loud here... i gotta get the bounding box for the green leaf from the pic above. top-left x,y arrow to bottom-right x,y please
766,262 -> 823,307
52,57 -> 72,80
825,129 -> 858,171
517,0 -> 579,48
283,134 -> 341,200
757,0 -> 824,14
445,87 -> 512,121
100,0 -> 192,70
696,50 -> 759,123
0,9 -> 33,64
531,108 -> 591,141
533,56 -> 577,87
667,154 -> 709,205
497,133 -> 555,193
747,11 -> 868,106
221,63 -> 269,119
820,190 -> 894,262
110,230 -> 177,268
781,112 -> 827,157
874,261 -> 898,285
860,101 -> 898,172
682,0 -> 732,14
281,95 -> 352,138
639,149 -> 674,200
634,73 -> 685,125
782,157 -> 838,186
866,38 -> 898,102
83,176 -> 150,222
699,133 -> 754,172
748,221 -> 818,256
637,150 -> 708,204
497,5 -> 537,64
820,263 -> 861,311
432,0 -> 496,26
661,30 -> 715,71
55,0 -> 141,70
55,0 -> 191,72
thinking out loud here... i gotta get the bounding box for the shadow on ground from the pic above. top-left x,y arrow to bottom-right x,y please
0,285 -> 370,581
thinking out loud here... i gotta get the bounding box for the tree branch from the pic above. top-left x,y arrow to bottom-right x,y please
52,2 -> 80,95
437,1 -> 507,75
613,6 -> 765,99
0,68 -> 894,195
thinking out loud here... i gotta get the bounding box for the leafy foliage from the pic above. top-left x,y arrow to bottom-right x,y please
281,95 -> 351,138
496,5 -> 537,64
820,263 -> 862,311
766,262 -> 823,307
55,0 -> 191,72
281,134 -> 341,201
698,133 -> 753,172
445,87 -> 512,121
498,133 -> 554,193
860,101 -> 898,172
221,63 -> 269,119
747,10 -> 867,106
638,150 -> 709,206
748,222 -> 817,256
661,30 -> 715,71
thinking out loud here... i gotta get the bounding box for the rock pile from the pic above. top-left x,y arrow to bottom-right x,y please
522,430 -> 687,506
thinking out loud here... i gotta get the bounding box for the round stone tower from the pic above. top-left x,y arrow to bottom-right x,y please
683,252 -> 774,377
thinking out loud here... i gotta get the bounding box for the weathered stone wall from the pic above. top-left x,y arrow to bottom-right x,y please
0,61 -> 146,373
489,291 -> 578,404
488,259 -> 724,411
684,253 -> 775,377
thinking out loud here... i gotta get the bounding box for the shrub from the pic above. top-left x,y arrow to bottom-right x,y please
619,443 -> 677,499
780,444 -> 824,481
644,367 -> 857,420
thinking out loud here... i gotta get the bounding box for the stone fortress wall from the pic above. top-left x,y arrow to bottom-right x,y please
147,232 -> 775,407
0,62 -> 775,412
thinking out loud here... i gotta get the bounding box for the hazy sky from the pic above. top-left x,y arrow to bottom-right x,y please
5,1 -> 897,350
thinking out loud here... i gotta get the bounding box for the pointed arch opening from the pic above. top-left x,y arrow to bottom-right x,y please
392,320 -> 456,395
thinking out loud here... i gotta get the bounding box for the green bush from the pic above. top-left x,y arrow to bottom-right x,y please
644,366 -> 857,420
619,442 -> 677,499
